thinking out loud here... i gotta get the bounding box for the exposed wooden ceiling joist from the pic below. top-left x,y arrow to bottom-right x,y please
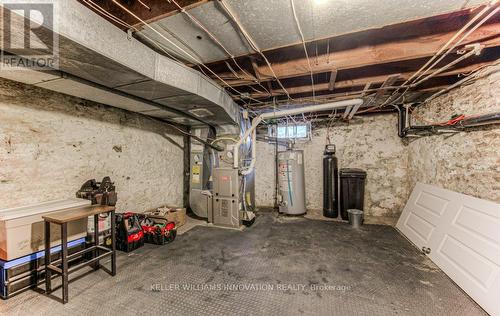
247,84 -> 445,109
201,6 -> 492,65
241,71 -> 483,111
78,0 -> 208,30
77,1 -> 499,111
210,21 -> 500,87
239,61 -> 496,100
328,69 -> 337,91
375,74 -> 401,97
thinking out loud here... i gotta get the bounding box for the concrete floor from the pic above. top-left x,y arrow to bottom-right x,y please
2,210 -> 485,316
304,208 -> 399,226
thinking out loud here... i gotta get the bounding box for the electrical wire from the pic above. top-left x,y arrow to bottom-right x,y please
421,60 -> 499,104
410,108 -> 469,126
88,0 -> 249,109
378,1 -> 499,108
325,108 -> 338,143
290,0 -> 315,100
410,2 -> 499,84
168,0 -> 272,97
218,0 -> 293,100
410,44 -> 482,87
85,0 -> 191,66
137,0 -> 151,11
413,6 -> 500,84
109,0 -> 265,104
382,44 -> 483,107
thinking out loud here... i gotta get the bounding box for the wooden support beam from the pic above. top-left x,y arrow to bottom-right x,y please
267,81 -> 274,98
346,82 -> 373,119
249,57 -> 262,82
342,105 -> 353,118
212,22 -> 500,87
347,101 -> 363,120
328,69 -> 338,91
375,74 -> 400,97
246,85 -> 447,109
342,81 -> 369,118
78,0 -> 209,30
243,62 -> 495,99
362,82 -> 372,97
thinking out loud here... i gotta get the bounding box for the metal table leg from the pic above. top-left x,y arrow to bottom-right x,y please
44,221 -> 52,294
42,207 -> 117,304
93,214 -> 99,270
110,210 -> 116,276
61,223 -> 68,304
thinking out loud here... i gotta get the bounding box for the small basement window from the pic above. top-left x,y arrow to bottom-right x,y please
268,123 -> 311,139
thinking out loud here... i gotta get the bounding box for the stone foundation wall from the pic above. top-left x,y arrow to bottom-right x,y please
256,114 -> 409,220
256,65 -> 500,219
1,64 -> 498,221
0,78 -> 184,212
408,65 -> 500,202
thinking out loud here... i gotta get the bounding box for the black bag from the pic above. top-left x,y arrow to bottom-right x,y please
115,212 -> 144,252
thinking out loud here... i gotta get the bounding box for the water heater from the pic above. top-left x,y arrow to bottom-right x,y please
278,150 -> 306,215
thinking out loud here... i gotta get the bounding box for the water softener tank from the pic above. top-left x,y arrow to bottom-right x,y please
278,150 -> 306,215
323,144 -> 339,218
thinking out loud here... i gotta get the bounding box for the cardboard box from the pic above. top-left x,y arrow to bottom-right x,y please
144,206 -> 186,227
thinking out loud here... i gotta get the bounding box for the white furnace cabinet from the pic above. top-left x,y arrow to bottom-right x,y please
0,199 -> 90,261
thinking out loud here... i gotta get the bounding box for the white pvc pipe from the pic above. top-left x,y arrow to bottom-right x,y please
235,98 -> 364,172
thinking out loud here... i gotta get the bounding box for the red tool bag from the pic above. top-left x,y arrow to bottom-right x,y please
115,212 -> 145,252
138,215 -> 176,245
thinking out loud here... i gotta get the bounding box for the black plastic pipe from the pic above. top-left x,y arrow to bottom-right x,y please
397,108 -> 500,137
396,105 -> 407,138
460,112 -> 500,127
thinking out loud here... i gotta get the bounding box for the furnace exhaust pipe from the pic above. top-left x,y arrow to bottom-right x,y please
234,99 -> 364,174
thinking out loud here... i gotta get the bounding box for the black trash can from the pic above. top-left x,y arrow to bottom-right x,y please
339,168 -> 367,221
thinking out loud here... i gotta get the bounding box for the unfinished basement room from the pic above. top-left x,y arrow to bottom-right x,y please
0,0 -> 499,315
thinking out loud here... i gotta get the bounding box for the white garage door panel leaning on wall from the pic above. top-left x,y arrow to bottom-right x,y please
397,183 -> 500,316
